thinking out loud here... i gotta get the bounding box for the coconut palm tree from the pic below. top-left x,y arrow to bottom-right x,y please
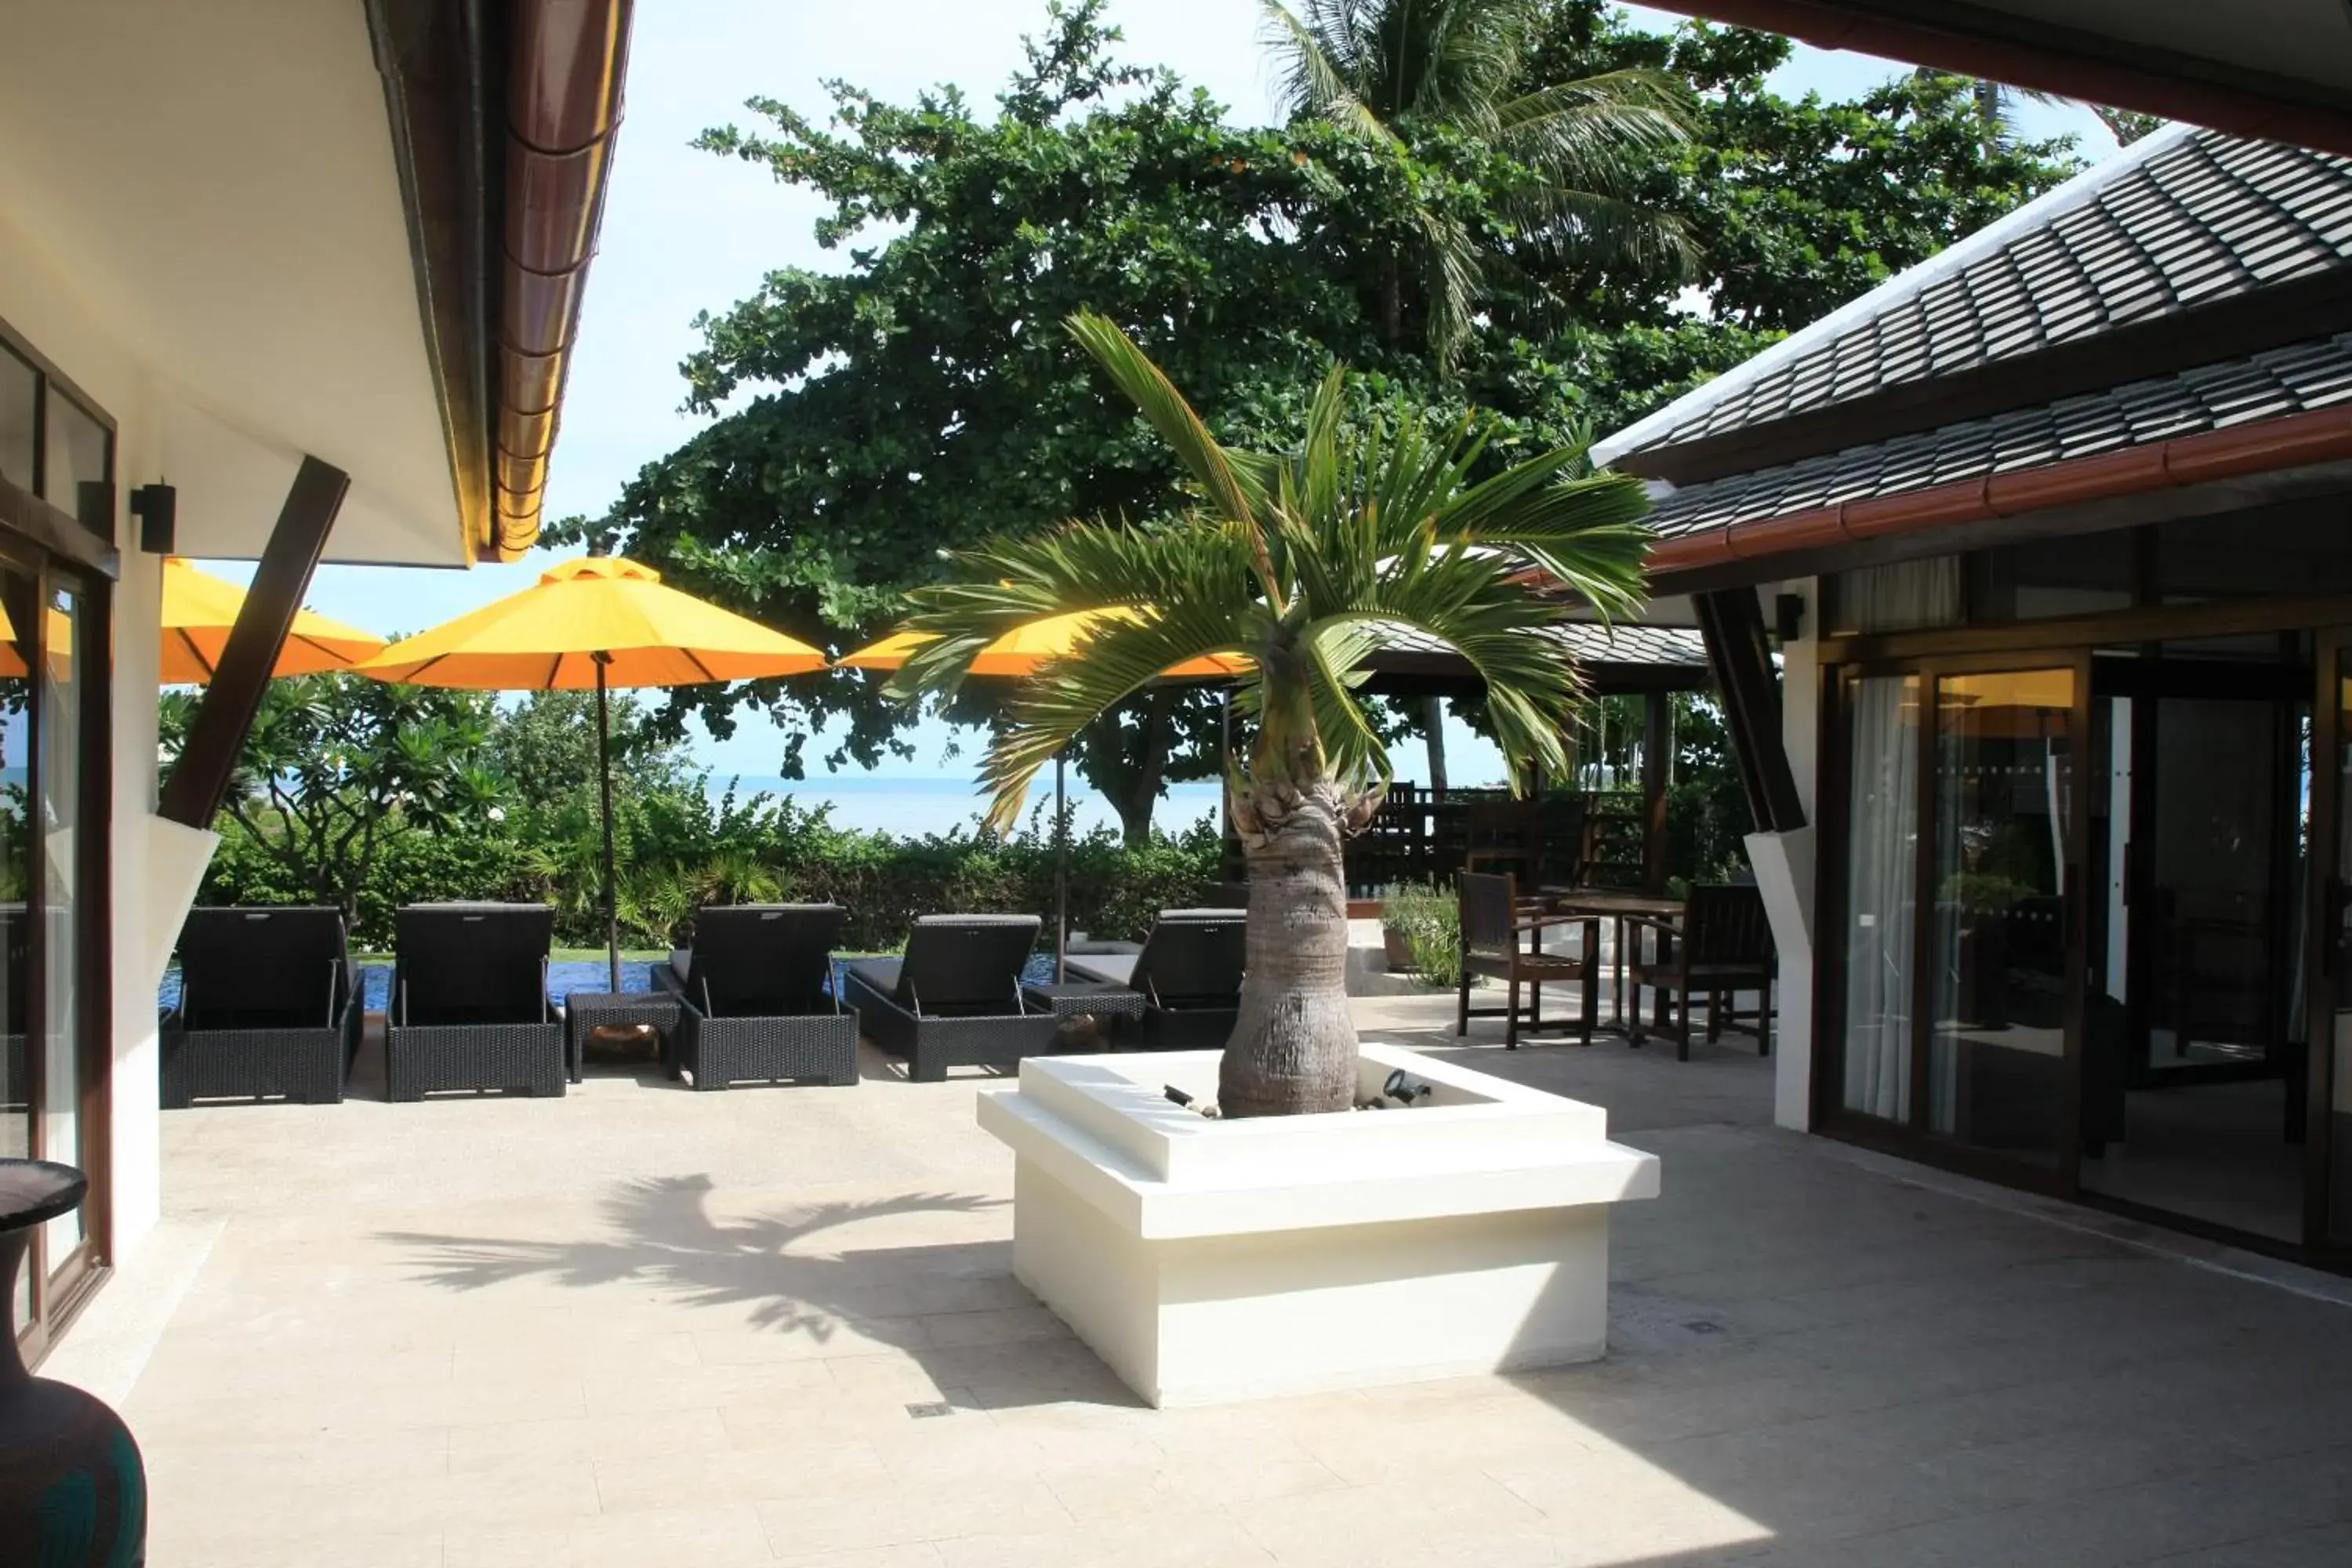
1262,0 -> 1697,366
891,312 -> 1651,1117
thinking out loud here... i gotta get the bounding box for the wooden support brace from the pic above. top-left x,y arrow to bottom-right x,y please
159,456 -> 350,828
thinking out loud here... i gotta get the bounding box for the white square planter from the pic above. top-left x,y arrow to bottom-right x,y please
976,1041 -> 1659,1407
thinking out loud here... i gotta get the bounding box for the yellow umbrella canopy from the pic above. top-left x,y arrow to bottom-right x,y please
356,555 -> 828,993
162,557 -> 387,684
355,556 -> 828,688
839,608 -> 1250,677
0,601 -> 74,682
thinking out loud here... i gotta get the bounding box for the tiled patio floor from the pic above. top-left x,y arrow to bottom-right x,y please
52,995 -> 2352,1566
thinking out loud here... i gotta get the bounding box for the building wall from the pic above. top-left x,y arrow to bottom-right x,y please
0,204 -> 176,1262
1774,578 -> 1820,1134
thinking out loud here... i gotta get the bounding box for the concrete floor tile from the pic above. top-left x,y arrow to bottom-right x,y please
757,1479 -> 1074,1555
448,1406 -> 731,1471
593,1437 -> 893,1512
775,1547 -> 949,1568
98,1002 -> 2352,1568
935,1512 -> 1279,1567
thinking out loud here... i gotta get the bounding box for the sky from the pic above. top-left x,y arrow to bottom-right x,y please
227,0 -> 2123,789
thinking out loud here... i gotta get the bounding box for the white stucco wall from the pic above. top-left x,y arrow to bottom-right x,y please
1773,579 -> 1822,1133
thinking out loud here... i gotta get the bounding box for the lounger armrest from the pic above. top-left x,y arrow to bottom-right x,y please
330,960 -> 362,1027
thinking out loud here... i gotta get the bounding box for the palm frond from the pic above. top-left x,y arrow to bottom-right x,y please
1512,187 -> 1698,281
1261,0 -> 1394,141
985,603 -> 1269,832
1063,312 -> 1283,604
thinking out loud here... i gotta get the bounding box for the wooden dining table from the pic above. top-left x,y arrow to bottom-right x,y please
1537,888 -> 1686,1034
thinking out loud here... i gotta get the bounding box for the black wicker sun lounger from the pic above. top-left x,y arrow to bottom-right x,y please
655,904 -> 860,1090
1066,908 -> 1247,1051
840,913 -> 1060,1081
162,906 -> 363,1106
384,902 -> 564,1101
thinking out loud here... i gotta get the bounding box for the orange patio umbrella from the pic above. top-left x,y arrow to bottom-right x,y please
162,557 -> 386,684
839,608 -> 1250,978
357,557 -> 829,990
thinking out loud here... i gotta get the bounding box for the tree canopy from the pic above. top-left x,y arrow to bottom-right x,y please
561,0 -> 2079,834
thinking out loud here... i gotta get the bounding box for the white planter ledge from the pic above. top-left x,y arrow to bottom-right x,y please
975,1040 -> 1659,1407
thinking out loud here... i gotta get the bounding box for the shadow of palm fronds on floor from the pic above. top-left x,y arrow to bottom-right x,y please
376,1175 -> 1136,1407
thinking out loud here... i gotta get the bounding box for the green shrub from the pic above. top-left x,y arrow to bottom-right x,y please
1379,882 -> 1461,989
197,789 -> 1224,954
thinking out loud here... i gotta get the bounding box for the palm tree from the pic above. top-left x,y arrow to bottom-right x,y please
1262,0 -> 1697,366
893,312 -> 1652,1116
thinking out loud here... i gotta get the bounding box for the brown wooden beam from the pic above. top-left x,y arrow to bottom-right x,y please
159,456 -> 349,828
1642,692 -> 1671,895
1694,588 -> 1806,834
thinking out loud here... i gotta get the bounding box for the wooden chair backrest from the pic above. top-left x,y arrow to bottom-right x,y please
1457,872 -> 1521,960
1682,884 -> 1773,967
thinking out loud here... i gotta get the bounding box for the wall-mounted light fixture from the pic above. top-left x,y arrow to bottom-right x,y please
129,481 -> 176,555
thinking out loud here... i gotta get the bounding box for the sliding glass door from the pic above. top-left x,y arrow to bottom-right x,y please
1824,655 -> 2089,1185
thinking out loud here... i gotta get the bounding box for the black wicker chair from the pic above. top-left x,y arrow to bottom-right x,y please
384,903 -> 564,1100
1068,909 -> 1246,1051
655,905 -> 859,1090
840,914 -> 1058,1081
162,906 -> 362,1107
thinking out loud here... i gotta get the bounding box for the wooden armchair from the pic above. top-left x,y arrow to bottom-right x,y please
1628,884 -> 1775,1061
1454,872 -> 1598,1048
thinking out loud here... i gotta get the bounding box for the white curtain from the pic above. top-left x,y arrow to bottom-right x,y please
1840,557 -> 1961,633
1842,676 -> 1918,1120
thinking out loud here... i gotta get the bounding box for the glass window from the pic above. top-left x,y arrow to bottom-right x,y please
0,347 -> 33,496
2160,507 -> 2352,601
38,585 -> 82,1271
1829,557 -> 1962,635
1927,668 -> 2074,1167
1968,529 -> 2136,622
1840,674 -> 1918,1121
0,567 -> 31,1329
42,389 -> 109,539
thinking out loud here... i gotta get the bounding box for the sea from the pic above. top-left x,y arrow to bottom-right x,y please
711,774 -> 1225,840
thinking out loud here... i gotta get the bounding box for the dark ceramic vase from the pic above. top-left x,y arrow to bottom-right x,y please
0,1160 -> 144,1566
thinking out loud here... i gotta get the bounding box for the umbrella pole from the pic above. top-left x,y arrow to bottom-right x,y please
1054,749 -> 1068,982
597,658 -> 621,995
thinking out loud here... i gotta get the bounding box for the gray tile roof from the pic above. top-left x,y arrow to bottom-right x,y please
1600,129 -> 2352,470
1646,332 -> 2352,541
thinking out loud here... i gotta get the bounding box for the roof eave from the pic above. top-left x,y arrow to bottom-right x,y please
368,0 -> 632,567
1639,405 -> 2352,593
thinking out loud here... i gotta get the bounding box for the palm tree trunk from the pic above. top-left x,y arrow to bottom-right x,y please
1221,776 -> 1362,1117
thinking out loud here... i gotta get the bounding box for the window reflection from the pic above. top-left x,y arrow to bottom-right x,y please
38,586 -> 80,1268
1929,669 -> 2075,1166
42,390 -> 109,539
0,348 -> 32,496
0,566 -> 31,1329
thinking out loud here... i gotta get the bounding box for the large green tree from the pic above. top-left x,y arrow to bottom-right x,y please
572,0 -> 2077,832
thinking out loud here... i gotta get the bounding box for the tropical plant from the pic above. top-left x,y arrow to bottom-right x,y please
160,673 -> 505,924
1379,881 -> 1461,989
1263,0 -> 1697,365
891,313 -> 1650,1116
